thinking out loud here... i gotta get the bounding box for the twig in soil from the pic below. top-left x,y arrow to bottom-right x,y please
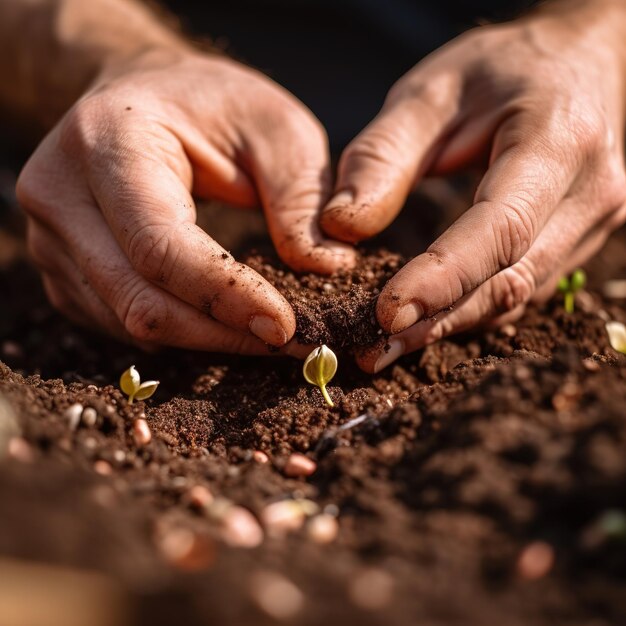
313,412 -> 380,457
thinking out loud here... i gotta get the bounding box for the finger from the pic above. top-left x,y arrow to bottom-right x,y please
376,111 -> 583,335
243,100 -> 357,274
79,125 -> 295,346
320,75 -> 460,243
360,192 -> 619,372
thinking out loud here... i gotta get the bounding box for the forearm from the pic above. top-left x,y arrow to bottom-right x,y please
0,0 -> 189,130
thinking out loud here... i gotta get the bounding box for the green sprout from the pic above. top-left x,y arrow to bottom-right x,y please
303,345 -> 337,407
120,365 -> 159,404
557,269 -> 586,314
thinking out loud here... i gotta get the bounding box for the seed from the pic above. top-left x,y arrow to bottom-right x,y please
516,541 -> 554,580
250,571 -> 304,619
284,453 -> 317,478
132,419 -> 152,446
220,506 -> 264,548
81,407 -> 98,427
500,323 -> 517,337
253,450 -> 269,464
94,460 -> 113,476
64,403 -> 83,430
261,501 -> 306,535
348,568 -> 394,610
307,514 -> 338,544
187,485 -> 214,509
7,437 -> 33,462
158,527 -> 215,571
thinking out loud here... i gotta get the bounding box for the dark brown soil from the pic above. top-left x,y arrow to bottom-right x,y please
2,182 -> 626,625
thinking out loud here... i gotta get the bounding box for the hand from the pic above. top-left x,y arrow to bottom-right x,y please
17,47 -> 355,353
320,0 -> 626,372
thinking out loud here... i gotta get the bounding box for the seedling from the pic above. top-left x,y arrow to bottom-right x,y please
558,269 -> 586,314
120,365 -> 159,404
606,321 -> 626,354
303,345 -> 337,407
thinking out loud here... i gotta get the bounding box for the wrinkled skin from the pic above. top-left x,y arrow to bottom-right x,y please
320,8 -> 626,372
16,2 -> 626,370
17,50 -> 355,354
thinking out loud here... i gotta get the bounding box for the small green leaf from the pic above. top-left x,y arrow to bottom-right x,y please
134,380 -> 160,402
606,321 -> 626,354
557,276 -> 570,293
570,269 -> 586,293
303,345 -> 337,407
120,365 -> 140,396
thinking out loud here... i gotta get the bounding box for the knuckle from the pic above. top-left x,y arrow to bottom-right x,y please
121,284 -> 169,342
498,199 -> 536,266
15,163 -> 46,219
602,160 -> 626,213
127,223 -> 180,284
493,263 -> 536,312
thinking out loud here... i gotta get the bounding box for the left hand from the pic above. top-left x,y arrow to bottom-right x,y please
320,0 -> 626,372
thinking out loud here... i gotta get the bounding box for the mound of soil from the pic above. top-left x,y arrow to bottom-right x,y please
2,187 -> 626,625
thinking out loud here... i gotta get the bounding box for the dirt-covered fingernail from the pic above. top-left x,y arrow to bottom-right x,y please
390,302 -> 422,334
250,315 -> 288,346
374,338 -> 404,373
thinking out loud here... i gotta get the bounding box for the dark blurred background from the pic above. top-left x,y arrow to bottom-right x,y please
161,0 -> 538,152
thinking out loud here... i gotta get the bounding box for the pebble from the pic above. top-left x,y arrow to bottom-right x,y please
1,340 -> 23,359
133,419 -> 152,447
158,527 -> 215,571
64,403 -> 83,430
307,514 -> 339,544
220,506 -> 264,548
252,450 -> 269,464
516,541 -> 555,580
0,396 -> 20,458
603,279 -> 626,299
261,501 -> 307,535
250,571 -> 304,620
500,323 -> 517,337
284,453 -> 317,478
93,460 -> 113,476
348,568 -> 394,610
582,359 -> 601,372
187,485 -> 214,509
7,437 -> 34,462
112,450 -> 126,464
81,407 -> 98,427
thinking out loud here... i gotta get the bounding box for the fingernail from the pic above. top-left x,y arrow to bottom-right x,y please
390,302 -> 423,334
249,315 -> 288,346
374,338 -> 404,373
325,189 -> 354,211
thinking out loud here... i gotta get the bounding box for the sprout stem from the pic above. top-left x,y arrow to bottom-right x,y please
564,292 -> 574,314
320,385 -> 334,408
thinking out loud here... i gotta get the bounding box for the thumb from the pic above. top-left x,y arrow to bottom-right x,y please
321,77 -> 459,243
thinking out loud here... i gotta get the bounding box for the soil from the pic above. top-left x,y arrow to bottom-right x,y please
1,177 -> 626,625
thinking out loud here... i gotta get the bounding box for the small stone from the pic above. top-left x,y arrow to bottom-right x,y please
64,403 -> 83,430
252,450 -> 269,464
603,279 -> 626,299
1,340 -> 23,359
0,396 -> 20,458
582,358 -> 601,372
250,571 -> 304,620
7,437 -> 33,462
322,283 -> 334,293
307,514 -> 338,544
261,501 -> 307,535
132,419 -> 152,447
348,568 -> 394,610
284,453 -> 316,478
112,450 -> 126,464
81,407 -> 98,427
94,460 -> 113,476
220,506 -> 264,548
187,485 -> 214,509
516,541 -> 554,580
158,527 -> 215,571
500,323 -> 517,337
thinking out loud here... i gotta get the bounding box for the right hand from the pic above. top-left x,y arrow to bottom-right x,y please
17,47 -> 356,353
